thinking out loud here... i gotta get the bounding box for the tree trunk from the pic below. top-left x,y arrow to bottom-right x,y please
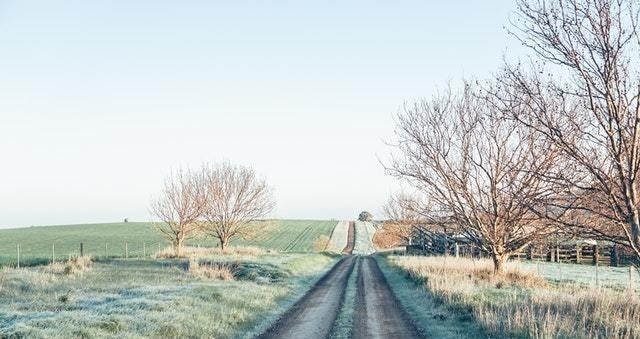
492,252 -> 508,275
219,237 -> 229,250
174,238 -> 183,256
631,212 -> 640,255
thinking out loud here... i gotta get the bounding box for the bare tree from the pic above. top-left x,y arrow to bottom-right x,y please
150,168 -> 206,256
201,162 -> 275,250
382,193 -> 421,245
387,83 -> 562,273
501,0 -> 640,258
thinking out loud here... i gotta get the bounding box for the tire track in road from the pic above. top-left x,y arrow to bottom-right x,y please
342,222 -> 355,254
257,221 -> 423,339
353,256 -> 423,339
257,256 -> 356,339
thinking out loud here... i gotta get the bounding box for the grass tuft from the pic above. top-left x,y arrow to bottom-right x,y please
188,257 -> 239,281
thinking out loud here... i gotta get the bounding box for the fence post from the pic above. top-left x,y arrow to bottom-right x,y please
80,242 -> 84,257
125,242 -> 128,259
455,243 -> 459,258
105,243 -> 108,258
576,244 -> 581,264
143,242 -> 146,258
52,243 -> 55,264
593,244 -> 599,266
611,245 -> 619,267
17,243 -> 20,269
556,246 -> 560,263
595,259 -> 600,289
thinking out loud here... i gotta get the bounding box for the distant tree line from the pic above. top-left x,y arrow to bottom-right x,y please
150,162 -> 275,255
385,0 -> 640,274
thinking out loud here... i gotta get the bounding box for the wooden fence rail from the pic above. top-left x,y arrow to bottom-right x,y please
407,242 -> 638,267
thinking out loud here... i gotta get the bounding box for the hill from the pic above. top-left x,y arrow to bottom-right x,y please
0,220 -> 338,267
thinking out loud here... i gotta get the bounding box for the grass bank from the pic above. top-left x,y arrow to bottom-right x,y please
0,250 -> 336,338
386,255 -> 640,339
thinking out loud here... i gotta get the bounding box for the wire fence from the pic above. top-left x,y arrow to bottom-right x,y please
0,240 -> 170,268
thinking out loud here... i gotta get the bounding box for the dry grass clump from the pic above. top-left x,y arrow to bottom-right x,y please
396,255 -> 546,289
0,268 -> 7,293
154,245 -> 264,259
390,255 -> 640,338
43,256 -> 93,276
476,289 -> 640,338
313,235 -> 332,252
188,257 -> 239,281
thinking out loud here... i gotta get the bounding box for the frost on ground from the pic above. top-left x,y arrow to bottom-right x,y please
352,221 -> 376,255
389,255 -> 640,339
328,221 -> 349,252
0,252 -> 335,339
521,260 -> 640,291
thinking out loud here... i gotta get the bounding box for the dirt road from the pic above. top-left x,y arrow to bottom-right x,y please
353,257 -> 423,339
257,256 -> 357,339
256,255 -> 423,339
342,221 -> 355,254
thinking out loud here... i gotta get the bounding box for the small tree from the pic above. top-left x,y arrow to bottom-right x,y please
201,162 -> 275,249
358,211 -> 373,222
150,168 -> 205,256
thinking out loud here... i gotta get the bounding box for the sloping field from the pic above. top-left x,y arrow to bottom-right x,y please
327,220 -> 350,252
0,220 -> 338,266
232,220 -> 338,252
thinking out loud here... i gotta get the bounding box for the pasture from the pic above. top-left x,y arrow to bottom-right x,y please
0,252 -> 336,338
0,220 -> 338,267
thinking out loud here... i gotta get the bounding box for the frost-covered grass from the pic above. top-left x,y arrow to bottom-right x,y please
329,256 -> 359,339
352,221 -> 376,255
388,255 -> 640,339
521,260 -> 640,291
327,221 -> 349,252
0,252 -> 335,338
376,256 -> 484,339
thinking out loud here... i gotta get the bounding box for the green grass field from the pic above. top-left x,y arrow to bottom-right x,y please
0,220 -> 338,267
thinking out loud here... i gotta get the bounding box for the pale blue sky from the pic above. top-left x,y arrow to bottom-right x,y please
0,1 -> 523,227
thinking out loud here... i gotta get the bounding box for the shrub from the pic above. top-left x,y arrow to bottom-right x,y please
358,211 -> 373,222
